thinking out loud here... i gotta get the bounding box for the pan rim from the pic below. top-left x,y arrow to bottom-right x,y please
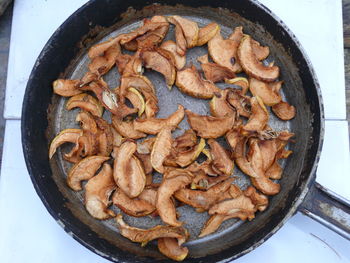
21,0 -> 325,262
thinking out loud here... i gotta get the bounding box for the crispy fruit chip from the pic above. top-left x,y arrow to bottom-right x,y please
66,93 -> 104,117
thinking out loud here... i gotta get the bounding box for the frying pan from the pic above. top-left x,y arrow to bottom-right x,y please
21,0 -> 350,262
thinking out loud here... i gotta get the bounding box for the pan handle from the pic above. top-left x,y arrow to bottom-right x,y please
299,182 -> 350,240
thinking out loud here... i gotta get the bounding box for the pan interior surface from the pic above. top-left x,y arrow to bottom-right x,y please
43,3 -> 316,262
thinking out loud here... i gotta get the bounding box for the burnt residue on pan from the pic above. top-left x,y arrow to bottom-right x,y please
24,1 -> 323,262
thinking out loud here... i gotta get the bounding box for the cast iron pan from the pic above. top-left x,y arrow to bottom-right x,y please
21,0 -> 350,262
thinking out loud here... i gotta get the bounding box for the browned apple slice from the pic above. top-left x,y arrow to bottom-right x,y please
84,163 -> 116,220
208,30 -> 242,73
199,214 -> 226,237
151,126 -> 173,173
208,139 -> 234,176
49,129 -> 82,159
237,35 -> 279,82
243,96 -> 269,132
174,178 -> 234,210
243,186 -> 268,212
115,214 -> 189,245
156,169 -> 193,226
160,40 -> 186,70
209,89 -> 236,117
53,79 -> 82,97
66,93 -> 104,117
113,141 -> 146,198
174,138 -> 205,167
225,77 -> 249,95
111,116 -> 147,139
125,87 -> 145,117
112,187 -> 156,217
176,65 -> 220,99
158,238 -> 188,261
141,48 -> 176,89
135,16 -> 169,49
186,109 -> 235,138
227,89 -> 251,118
173,129 -> 197,152
134,105 -> 185,135
168,16 -> 199,48
88,36 -> 121,59
197,22 -> 220,46
272,101 -> 296,120
67,155 -> 109,191
249,78 -> 282,106
201,62 -> 236,83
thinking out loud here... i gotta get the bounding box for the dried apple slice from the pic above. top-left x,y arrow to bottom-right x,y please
67,155 -> 109,191
134,105 -> 185,135
135,16 -> 169,49
174,138 -> 205,167
113,141 -> 146,198
199,214 -> 226,237
112,188 -> 156,217
197,22 -> 220,46
151,126 -> 173,173
243,96 -> 269,132
244,186 -> 268,212
66,93 -> 104,117
201,62 -> 235,83
208,139 -> 234,176
237,35 -> 279,82
116,214 -> 188,245
126,87 -> 145,117
168,16 -> 199,48
176,66 -> 220,99
49,129 -> 82,159
119,75 -> 158,118
249,78 -> 281,106
53,79 -> 82,97
186,109 -> 235,138
76,111 -> 98,133
209,89 -> 236,117
111,116 -> 147,139
85,163 -> 116,220
88,36 -> 121,59
227,89 -> 251,118
158,237 -> 189,262
95,117 -> 114,157
208,30 -> 242,73
174,178 -> 234,210
160,40 -> 186,70
141,48 -> 176,89
225,77 -> 249,95
156,169 -> 193,226
272,101 -> 296,120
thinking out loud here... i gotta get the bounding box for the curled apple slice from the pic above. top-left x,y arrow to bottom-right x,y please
168,16 -> 199,49
53,79 -> 81,97
272,101 -> 296,120
161,40 -> 186,70
197,22 -> 220,46
243,96 -> 269,132
209,89 -> 236,117
66,93 -> 103,117
237,35 -> 279,82
151,126 -> 173,173
49,128 -> 82,159
249,78 -> 282,106
158,238 -> 188,262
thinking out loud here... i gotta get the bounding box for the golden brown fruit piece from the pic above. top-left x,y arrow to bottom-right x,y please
66,93 -> 104,117
53,79 -> 82,97
208,195 -> 256,220
249,78 -> 282,106
173,129 -> 197,152
199,214 -> 226,237
119,75 -> 158,118
49,128 -> 82,159
111,116 -> 147,140
196,22 -> 220,46
156,169 -> 193,226
237,35 -> 279,82
169,17 -> 187,56
116,214 -> 189,245
272,101 -> 296,120
112,188 -> 156,217
125,87 -> 145,117
141,48 -> 176,89
208,139 -> 234,176
67,156 -> 109,191
84,163 -> 116,220
151,126 -> 173,173
173,138 -> 205,167
76,111 -> 98,133
243,97 -> 269,132
208,30 -> 242,73
160,40 -> 186,70
113,141 -> 146,198
227,89 -> 251,118
134,105 -> 185,135
201,62 -> 236,83
158,238 -> 189,261
168,15 -> 199,49
244,186 -> 268,212
136,137 -> 156,154
174,178 -> 234,210
94,117 -> 114,157
209,89 -> 236,117
88,36 -> 121,59
225,128 -> 241,151
225,77 -> 249,95
176,65 -> 220,99
186,109 -> 235,138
